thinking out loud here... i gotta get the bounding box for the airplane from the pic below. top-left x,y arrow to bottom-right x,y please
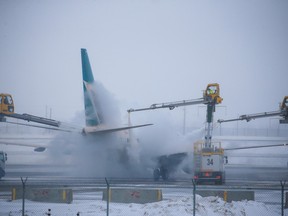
0,48 -> 154,178
1,49 -> 287,180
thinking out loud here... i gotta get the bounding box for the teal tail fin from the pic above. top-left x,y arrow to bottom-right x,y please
81,48 -> 101,126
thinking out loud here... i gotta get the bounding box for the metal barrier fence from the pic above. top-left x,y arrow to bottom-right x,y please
0,178 -> 287,216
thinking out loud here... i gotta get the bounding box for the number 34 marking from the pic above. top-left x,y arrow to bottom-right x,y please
207,158 -> 214,165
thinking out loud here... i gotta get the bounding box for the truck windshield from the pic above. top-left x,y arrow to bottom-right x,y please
4,95 -> 13,105
207,86 -> 218,95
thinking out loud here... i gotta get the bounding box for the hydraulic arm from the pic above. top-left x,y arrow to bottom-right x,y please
128,83 -> 223,148
1,113 -> 61,127
128,83 -> 222,113
0,93 -> 61,127
218,96 -> 288,124
128,98 -> 207,113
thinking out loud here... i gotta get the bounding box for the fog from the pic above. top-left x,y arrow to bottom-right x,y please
86,81 -> 121,126
1,0 -> 287,123
44,76 -> 207,178
1,0 -> 288,178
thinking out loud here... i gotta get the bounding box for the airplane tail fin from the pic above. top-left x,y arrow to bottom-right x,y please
81,48 -> 153,134
81,48 -> 101,126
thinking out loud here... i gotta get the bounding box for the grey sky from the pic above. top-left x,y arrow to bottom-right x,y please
1,0 -> 288,130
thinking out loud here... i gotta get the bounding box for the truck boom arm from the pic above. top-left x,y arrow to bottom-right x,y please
218,110 -> 285,123
0,113 -> 61,127
218,96 -> 288,124
127,98 -> 207,113
128,83 -> 222,113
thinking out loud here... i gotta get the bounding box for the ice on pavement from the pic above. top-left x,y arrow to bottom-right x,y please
1,194 -> 282,216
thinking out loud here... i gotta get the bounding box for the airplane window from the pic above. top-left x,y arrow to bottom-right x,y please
0,154 -> 3,161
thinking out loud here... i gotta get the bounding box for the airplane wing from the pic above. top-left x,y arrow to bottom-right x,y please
0,140 -> 48,152
82,123 -> 153,134
0,135 -> 55,152
4,120 -> 79,132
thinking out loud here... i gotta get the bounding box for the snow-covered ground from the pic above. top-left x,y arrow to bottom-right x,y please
1,192 -> 285,216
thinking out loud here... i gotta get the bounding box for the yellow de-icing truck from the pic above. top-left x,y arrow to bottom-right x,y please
0,93 -> 14,116
0,94 -> 12,178
128,83 -> 224,182
193,84 -> 225,184
193,140 -> 226,185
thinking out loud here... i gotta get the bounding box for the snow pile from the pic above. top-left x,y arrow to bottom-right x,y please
1,195 -> 282,216
195,196 -> 279,216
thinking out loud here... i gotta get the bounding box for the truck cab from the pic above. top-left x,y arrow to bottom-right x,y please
281,96 -> 288,110
204,83 -> 223,104
280,96 -> 288,124
0,94 -> 14,114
